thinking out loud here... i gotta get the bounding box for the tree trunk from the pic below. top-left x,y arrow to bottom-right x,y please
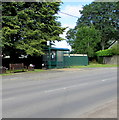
101,41 -> 105,50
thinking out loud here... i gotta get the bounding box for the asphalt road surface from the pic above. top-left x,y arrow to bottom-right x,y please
2,67 -> 117,118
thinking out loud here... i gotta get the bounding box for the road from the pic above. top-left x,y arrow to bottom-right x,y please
2,67 -> 117,118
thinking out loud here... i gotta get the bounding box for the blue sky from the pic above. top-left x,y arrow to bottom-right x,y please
52,1 -> 94,50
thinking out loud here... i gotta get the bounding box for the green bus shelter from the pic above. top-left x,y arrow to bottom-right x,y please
43,47 -> 89,69
43,47 -> 70,69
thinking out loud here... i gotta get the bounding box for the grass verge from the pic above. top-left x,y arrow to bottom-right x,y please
1,63 -> 118,75
70,63 -> 118,68
0,69 -> 46,76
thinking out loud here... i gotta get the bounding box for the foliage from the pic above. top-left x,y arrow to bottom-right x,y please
66,28 -> 76,46
77,2 -> 119,50
67,2 -> 119,54
96,42 -> 119,56
0,69 -> 45,76
70,63 -> 117,68
67,25 -> 101,57
111,43 -> 119,55
96,49 -> 113,56
2,2 -> 65,58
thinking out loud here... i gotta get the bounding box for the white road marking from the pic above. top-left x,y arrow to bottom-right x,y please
102,79 -> 109,82
44,77 -> 116,94
101,77 -> 116,82
44,83 -> 88,93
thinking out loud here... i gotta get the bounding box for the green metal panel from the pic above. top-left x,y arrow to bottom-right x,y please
44,47 -> 89,68
47,51 -> 65,69
56,62 -> 64,68
63,56 -> 71,67
56,51 -> 64,68
44,47 -> 70,69
64,56 -> 89,66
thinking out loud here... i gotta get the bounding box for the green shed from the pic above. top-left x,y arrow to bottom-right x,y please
64,54 -> 89,67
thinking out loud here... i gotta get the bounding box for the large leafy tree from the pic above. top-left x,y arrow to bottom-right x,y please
67,26 -> 101,57
67,2 -> 119,56
76,2 -> 119,50
2,2 -> 65,60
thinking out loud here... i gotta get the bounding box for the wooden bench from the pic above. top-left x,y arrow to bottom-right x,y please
9,63 -> 27,72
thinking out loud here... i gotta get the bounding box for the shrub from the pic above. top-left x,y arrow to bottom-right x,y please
111,43 -> 119,55
96,42 -> 119,57
96,49 -> 113,56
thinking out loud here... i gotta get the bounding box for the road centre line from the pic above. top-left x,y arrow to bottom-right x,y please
101,77 -> 116,82
102,79 -> 109,82
44,83 -> 88,93
44,77 -> 116,94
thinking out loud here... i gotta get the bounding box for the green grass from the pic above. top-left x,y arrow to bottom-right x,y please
0,72 -> 14,76
0,69 -> 46,76
27,69 -> 45,72
1,63 -> 118,75
70,63 -> 118,68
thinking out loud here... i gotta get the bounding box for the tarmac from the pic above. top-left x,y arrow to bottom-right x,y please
79,99 -> 117,118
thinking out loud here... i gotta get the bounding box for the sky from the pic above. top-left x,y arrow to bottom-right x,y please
52,1 -> 94,50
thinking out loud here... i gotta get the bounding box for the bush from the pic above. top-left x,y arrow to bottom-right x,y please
96,49 -> 113,57
96,43 -> 119,57
111,43 -> 119,55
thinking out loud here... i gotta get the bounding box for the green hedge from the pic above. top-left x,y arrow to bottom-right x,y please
111,43 -> 119,55
96,49 -> 113,57
96,43 -> 119,57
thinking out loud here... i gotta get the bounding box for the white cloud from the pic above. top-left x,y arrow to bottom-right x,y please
52,40 -> 71,50
58,5 -> 83,19
58,5 -> 83,39
54,4 -> 83,49
62,23 -> 76,29
62,0 -> 94,2
59,23 -> 75,39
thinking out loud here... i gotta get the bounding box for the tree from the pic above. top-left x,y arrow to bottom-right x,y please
67,26 -> 101,57
2,2 -> 65,60
76,2 -> 119,50
66,28 -> 76,47
111,42 -> 119,55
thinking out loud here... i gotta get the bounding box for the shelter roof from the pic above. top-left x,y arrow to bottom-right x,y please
50,47 -> 70,51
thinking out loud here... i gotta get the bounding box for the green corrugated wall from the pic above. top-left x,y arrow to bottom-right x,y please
64,56 -> 89,67
47,56 -> 89,69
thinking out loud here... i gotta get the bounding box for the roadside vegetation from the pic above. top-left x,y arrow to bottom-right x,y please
70,63 -> 118,68
1,69 -> 46,76
1,63 -> 118,76
96,43 -> 119,57
1,1 -> 118,72
2,2 -> 65,61
66,2 -> 118,58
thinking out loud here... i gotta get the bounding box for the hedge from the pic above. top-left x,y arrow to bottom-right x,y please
96,43 -> 119,57
96,49 -> 113,57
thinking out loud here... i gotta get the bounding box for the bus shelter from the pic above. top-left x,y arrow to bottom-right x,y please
43,47 -> 70,69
